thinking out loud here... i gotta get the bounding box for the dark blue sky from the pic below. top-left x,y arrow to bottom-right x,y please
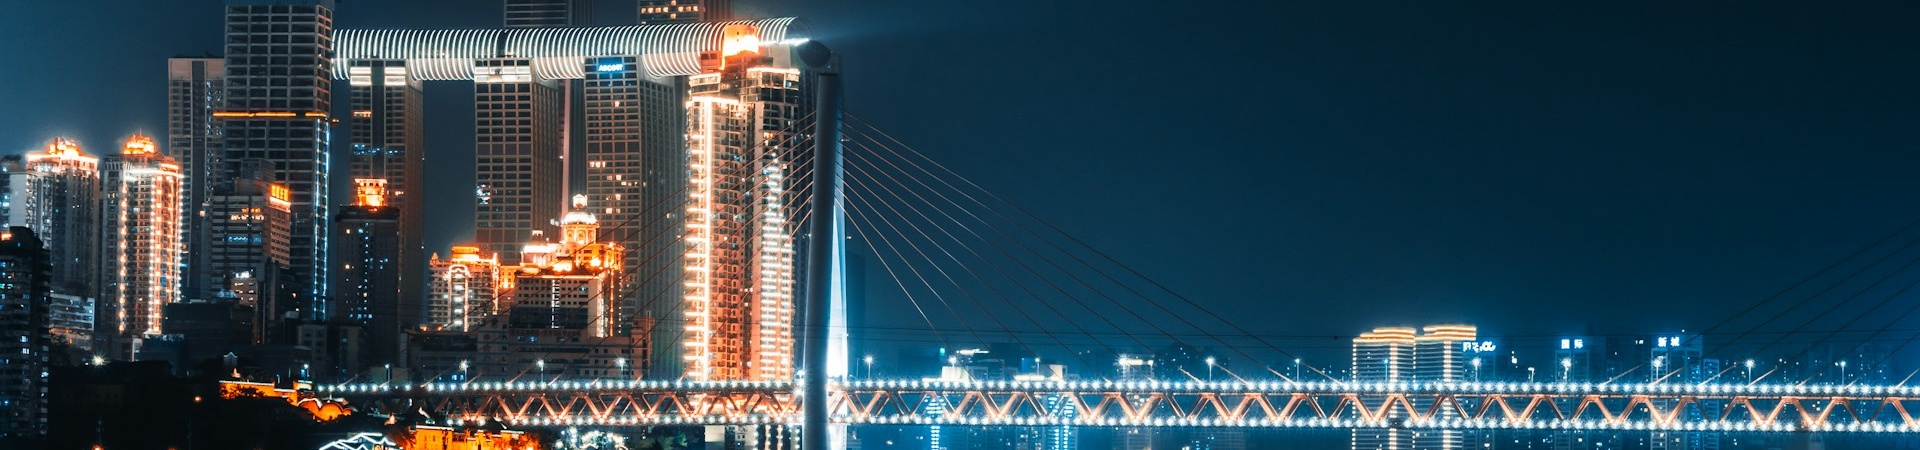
3,0 -> 1919,363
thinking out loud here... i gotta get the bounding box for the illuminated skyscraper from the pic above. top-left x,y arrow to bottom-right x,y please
333,179 -> 407,368
429,245 -> 507,332
1,138 -> 101,303
1351,327 -> 1413,450
1412,325 -> 1475,450
170,57 -> 227,301
636,0 -> 729,24
346,59 -> 425,329
108,135 -> 184,360
473,58 -> 565,265
218,0 -> 334,320
1350,325 -> 1477,450
679,25 -> 803,381
0,227 -> 50,440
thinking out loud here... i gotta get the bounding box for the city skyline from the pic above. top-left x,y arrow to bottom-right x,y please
1,1 -> 1919,448
4,1 -> 1918,349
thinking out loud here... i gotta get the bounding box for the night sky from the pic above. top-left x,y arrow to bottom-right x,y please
3,0 -> 1920,365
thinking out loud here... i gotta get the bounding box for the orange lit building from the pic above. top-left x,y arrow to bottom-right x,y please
681,24 -> 801,381
508,195 -> 626,338
2,138 -> 103,354
400,425 -> 538,450
412,197 -> 640,381
2,138 -> 102,303
108,135 -> 183,360
430,245 -> 508,332
218,380 -> 349,422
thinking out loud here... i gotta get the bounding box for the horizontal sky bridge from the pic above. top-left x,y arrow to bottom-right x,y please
332,17 -> 802,80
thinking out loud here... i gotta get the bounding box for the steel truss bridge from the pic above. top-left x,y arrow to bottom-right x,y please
317,380 -> 1920,433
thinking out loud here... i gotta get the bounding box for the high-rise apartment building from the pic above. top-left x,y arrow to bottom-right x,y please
1352,326 -> 1463,450
1351,326 -> 1416,450
218,0 -> 335,320
473,58 -> 565,265
581,55 -> 682,341
0,227 -> 50,441
346,59 -> 425,327
0,139 -> 101,302
107,136 -> 184,360
169,57 -> 227,300
637,0 -> 729,24
206,167 -> 292,343
679,26 -> 803,381
429,245 -> 508,332
333,179 -> 408,368
1412,325 -> 1475,450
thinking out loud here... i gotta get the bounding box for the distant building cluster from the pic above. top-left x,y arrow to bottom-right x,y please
0,0 -> 813,443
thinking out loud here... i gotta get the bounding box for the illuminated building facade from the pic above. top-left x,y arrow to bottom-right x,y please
0,227 -> 50,440
108,135 -> 183,360
346,59 -> 425,327
1351,327 -> 1416,450
680,24 -> 802,381
333,179 -> 409,367
637,0 -> 729,24
170,57 -> 227,301
473,58 -> 565,265
0,139 -> 101,305
219,0 -> 335,320
207,166 -> 292,343
508,196 -> 625,338
455,196 -> 641,381
429,245 -> 507,332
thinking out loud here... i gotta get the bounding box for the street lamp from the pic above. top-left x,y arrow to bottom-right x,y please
615,358 -> 627,379
1293,358 -> 1302,381
1471,358 -> 1482,382
1205,357 -> 1217,382
1744,359 -> 1755,384
1561,358 -> 1572,382
1838,360 -> 1848,384
537,359 -> 547,383
863,355 -> 875,380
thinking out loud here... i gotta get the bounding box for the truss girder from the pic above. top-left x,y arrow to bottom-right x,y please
319,382 -> 1920,432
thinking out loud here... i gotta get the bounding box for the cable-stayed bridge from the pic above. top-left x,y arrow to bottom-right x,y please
298,21 -> 1920,443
